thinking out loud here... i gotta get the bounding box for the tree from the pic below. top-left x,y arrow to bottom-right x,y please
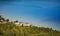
14,20 -> 18,23
6,19 -> 9,22
1,17 -> 5,21
0,16 -> 1,22
0,15 -> 1,18
0,15 -> 2,20
0,15 -> 5,21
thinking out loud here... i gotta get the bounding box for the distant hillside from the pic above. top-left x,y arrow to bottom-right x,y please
0,23 -> 60,36
0,15 -> 60,36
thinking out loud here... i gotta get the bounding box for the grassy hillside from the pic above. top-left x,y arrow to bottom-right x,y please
0,23 -> 60,36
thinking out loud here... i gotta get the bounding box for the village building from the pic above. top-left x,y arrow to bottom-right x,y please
14,21 -> 31,26
0,19 -> 8,24
19,22 -> 31,26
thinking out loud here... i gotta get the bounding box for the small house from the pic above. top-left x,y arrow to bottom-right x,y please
14,21 -> 31,26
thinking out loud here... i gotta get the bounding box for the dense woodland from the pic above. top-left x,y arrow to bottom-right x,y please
0,16 -> 60,36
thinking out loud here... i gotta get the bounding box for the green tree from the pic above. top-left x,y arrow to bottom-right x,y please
6,19 -> 9,22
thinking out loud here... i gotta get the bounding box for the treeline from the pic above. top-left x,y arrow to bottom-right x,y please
0,23 -> 60,36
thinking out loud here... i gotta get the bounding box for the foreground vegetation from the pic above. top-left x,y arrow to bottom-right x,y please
0,23 -> 60,36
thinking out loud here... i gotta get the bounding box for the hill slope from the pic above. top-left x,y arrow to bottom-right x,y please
0,23 -> 60,36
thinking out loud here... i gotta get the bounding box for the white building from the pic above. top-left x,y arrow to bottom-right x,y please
14,22 -> 31,26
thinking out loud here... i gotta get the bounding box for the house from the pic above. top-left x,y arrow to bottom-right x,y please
13,21 -> 20,26
2,21 -> 8,24
19,22 -> 31,26
0,20 -> 8,24
14,21 -> 31,26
